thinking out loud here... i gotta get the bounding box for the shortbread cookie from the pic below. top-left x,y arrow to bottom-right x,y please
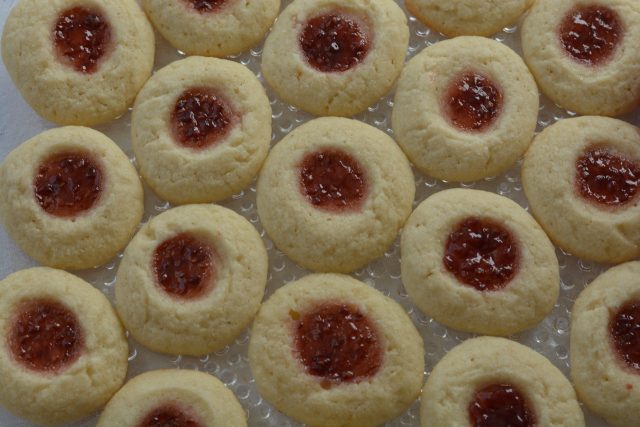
406,0 -> 534,37
262,0 -> 409,117
1,0 -> 154,126
0,268 -> 128,426
142,0 -> 280,57
97,369 -> 246,427
571,261 -> 640,427
522,116 -> 640,264
392,36 -> 538,182
401,189 -> 559,336
256,117 -> 414,273
522,0 -> 640,116
0,126 -> 144,270
421,337 -> 585,427
132,56 -> 271,205
116,204 -> 268,356
248,273 -> 424,427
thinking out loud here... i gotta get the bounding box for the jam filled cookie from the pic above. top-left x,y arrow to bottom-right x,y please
522,0 -> 640,116
522,116 -> 640,264
132,56 -> 271,205
392,36 -> 538,182
261,0 -> 409,117
0,267 -> 128,426
115,204 -> 268,356
571,261 -> 640,427
248,273 -> 424,427
406,0 -> 534,37
1,0 -> 154,126
256,117 -> 414,273
0,126 -> 144,270
142,0 -> 280,57
401,189 -> 559,336
421,337 -> 585,427
97,369 -> 246,427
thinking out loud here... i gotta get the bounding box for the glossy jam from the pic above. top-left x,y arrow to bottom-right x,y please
559,5 -> 622,66
33,152 -> 103,218
182,0 -> 228,13
443,72 -> 503,132
8,299 -> 83,373
576,146 -> 640,207
299,149 -> 367,212
294,303 -> 382,386
299,12 -> 370,72
610,299 -> 640,373
152,233 -> 216,299
138,403 -> 204,427
444,218 -> 519,291
469,383 -> 536,427
53,7 -> 111,73
171,88 -> 236,149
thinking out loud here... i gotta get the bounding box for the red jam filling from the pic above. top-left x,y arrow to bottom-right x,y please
152,233 -> 216,300
171,88 -> 236,149
444,218 -> 519,292
469,383 -> 536,427
610,299 -> 640,373
299,149 -> 367,212
443,72 -> 503,132
53,7 -> 111,74
576,146 -> 640,207
559,5 -> 622,66
138,403 -> 204,427
299,11 -> 371,72
294,303 -> 382,386
182,0 -> 228,13
33,152 -> 103,218
8,299 -> 83,373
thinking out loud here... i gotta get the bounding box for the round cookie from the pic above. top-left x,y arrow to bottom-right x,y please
406,0 -> 534,37
0,267 -> 128,426
256,117 -> 415,273
261,0 -> 409,117
522,116 -> 640,264
142,0 -> 280,57
248,273 -> 424,427
521,0 -> 640,116
401,188 -> 559,336
97,369 -> 246,427
421,337 -> 585,427
132,56 -> 272,205
0,126 -> 144,270
571,261 -> 640,427
115,204 -> 268,356
392,36 -> 539,182
1,0 -> 155,126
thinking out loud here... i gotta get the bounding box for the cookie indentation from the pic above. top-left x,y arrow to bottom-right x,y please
443,72 -> 503,132
33,152 -> 103,218
610,299 -> 640,373
8,299 -> 83,373
182,0 -> 228,13
469,383 -> 536,427
137,403 -> 204,427
53,7 -> 111,74
444,218 -> 519,291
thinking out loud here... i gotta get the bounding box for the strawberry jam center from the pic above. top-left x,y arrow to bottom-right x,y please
138,403 -> 204,427
469,383 -> 536,427
443,72 -> 503,132
182,0 -> 228,13
610,299 -> 640,373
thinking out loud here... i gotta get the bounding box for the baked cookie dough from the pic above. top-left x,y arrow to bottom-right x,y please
421,337 -> 585,427
522,0 -> 640,116
132,56 -> 271,205
1,0 -> 155,126
522,116 -> 640,264
571,261 -> 640,427
0,126 -> 144,270
392,36 -> 539,182
401,189 -> 559,336
406,0 -> 534,37
0,267 -> 128,426
142,0 -> 280,57
248,273 -> 424,427
261,0 -> 409,117
256,117 -> 415,273
97,369 -> 246,427
115,204 -> 268,356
